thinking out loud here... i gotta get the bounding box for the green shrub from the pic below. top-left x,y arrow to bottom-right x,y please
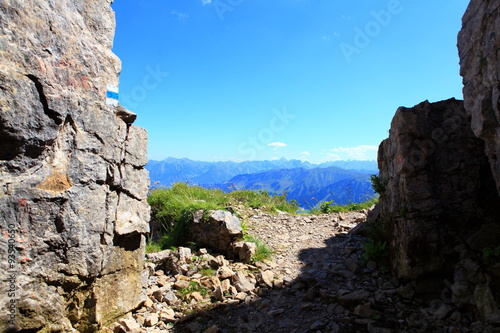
362,218 -> 389,267
177,281 -> 208,297
200,268 -> 216,277
243,234 -> 274,262
145,241 -> 162,254
148,183 -> 229,248
148,182 -> 298,250
362,239 -> 388,263
229,189 -> 298,214
370,175 -> 386,195
319,197 -> 378,214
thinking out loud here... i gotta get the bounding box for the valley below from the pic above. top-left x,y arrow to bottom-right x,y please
147,158 -> 378,209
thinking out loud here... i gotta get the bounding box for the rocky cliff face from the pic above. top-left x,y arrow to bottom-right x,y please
459,0 -> 500,194
0,1 -> 150,331
377,0 -> 500,324
378,99 -> 500,283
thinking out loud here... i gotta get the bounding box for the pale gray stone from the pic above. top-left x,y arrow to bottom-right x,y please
0,1 -> 150,330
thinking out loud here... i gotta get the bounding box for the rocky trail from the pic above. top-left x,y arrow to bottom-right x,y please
108,208 -> 495,333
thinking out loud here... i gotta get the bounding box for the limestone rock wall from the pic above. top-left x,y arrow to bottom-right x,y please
459,0 -> 500,194
378,99 -> 500,283
0,0 -> 150,331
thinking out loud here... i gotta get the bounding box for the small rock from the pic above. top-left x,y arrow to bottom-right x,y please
143,298 -> 154,308
152,289 -> 163,302
260,270 -> 274,288
345,258 -> 361,274
190,292 -> 204,302
309,320 -> 326,330
214,285 -> 225,301
144,313 -> 159,327
235,292 -> 247,301
397,283 -> 414,299
354,302 -> 380,318
337,289 -> 370,307
474,284 -> 500,324
433,303 -> 453,320
203,325 -> 219,333
273,278 -> 284,289
267,309 -> 285,316
163,291 -> 178,305
217,266 -> 235,279
159,308 -> 176,322
233,271 -> 255,293
174,280 -> 190,290
119,318 -> 141,332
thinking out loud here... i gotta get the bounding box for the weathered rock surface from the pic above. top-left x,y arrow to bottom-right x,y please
189,210 -> 243,256
378,98 -> 500,282
458,0 -> 500,194
0,1 -> 149,331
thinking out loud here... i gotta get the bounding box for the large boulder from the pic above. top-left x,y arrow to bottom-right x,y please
458,0 -> 500,195
378,99 -> 500,283
0,0 -> 150,331
189,210 -> 243,256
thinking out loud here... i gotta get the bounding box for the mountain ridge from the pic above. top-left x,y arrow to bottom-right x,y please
147,158 -> 377,208
147,157 -> 377,186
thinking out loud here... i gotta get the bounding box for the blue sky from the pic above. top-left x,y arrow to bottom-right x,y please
112,0 -> 470,163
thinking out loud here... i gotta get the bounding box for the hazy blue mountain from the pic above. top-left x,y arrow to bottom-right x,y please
214,166 -> 375,208
147,158 -> 377,208
146,158 -> 377,186
317,160 -> 378,173
146,158 -> 315,186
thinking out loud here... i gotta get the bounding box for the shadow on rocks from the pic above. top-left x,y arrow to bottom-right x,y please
170,232 -> 394,333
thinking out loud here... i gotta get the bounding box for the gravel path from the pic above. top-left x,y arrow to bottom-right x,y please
110,208 -> 491,333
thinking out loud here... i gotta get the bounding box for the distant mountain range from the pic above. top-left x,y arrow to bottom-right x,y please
146,158 -> 378,208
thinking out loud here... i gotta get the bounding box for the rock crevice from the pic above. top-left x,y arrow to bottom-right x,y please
0,0 -> 150,331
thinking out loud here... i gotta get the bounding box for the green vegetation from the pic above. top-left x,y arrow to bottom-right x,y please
147,182 -> 297,251
243,234 -> 274,263
200,268 -> 216,277
145,241 -> 163,254
362,239 -> 388,263
370,174 -> 387,196
317,197 -> 379,214
177,281 -> 208,297
362,218 -> 389,267
229,189 -> 299,213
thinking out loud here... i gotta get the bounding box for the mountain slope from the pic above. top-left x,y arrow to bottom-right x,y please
146,158 -> 377,186
215,166 -> 375,208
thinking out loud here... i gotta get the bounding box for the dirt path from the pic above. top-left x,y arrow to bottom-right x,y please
110,209 -> 480,333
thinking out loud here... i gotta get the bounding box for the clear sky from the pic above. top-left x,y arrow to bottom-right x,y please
112,0 -> 470,163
